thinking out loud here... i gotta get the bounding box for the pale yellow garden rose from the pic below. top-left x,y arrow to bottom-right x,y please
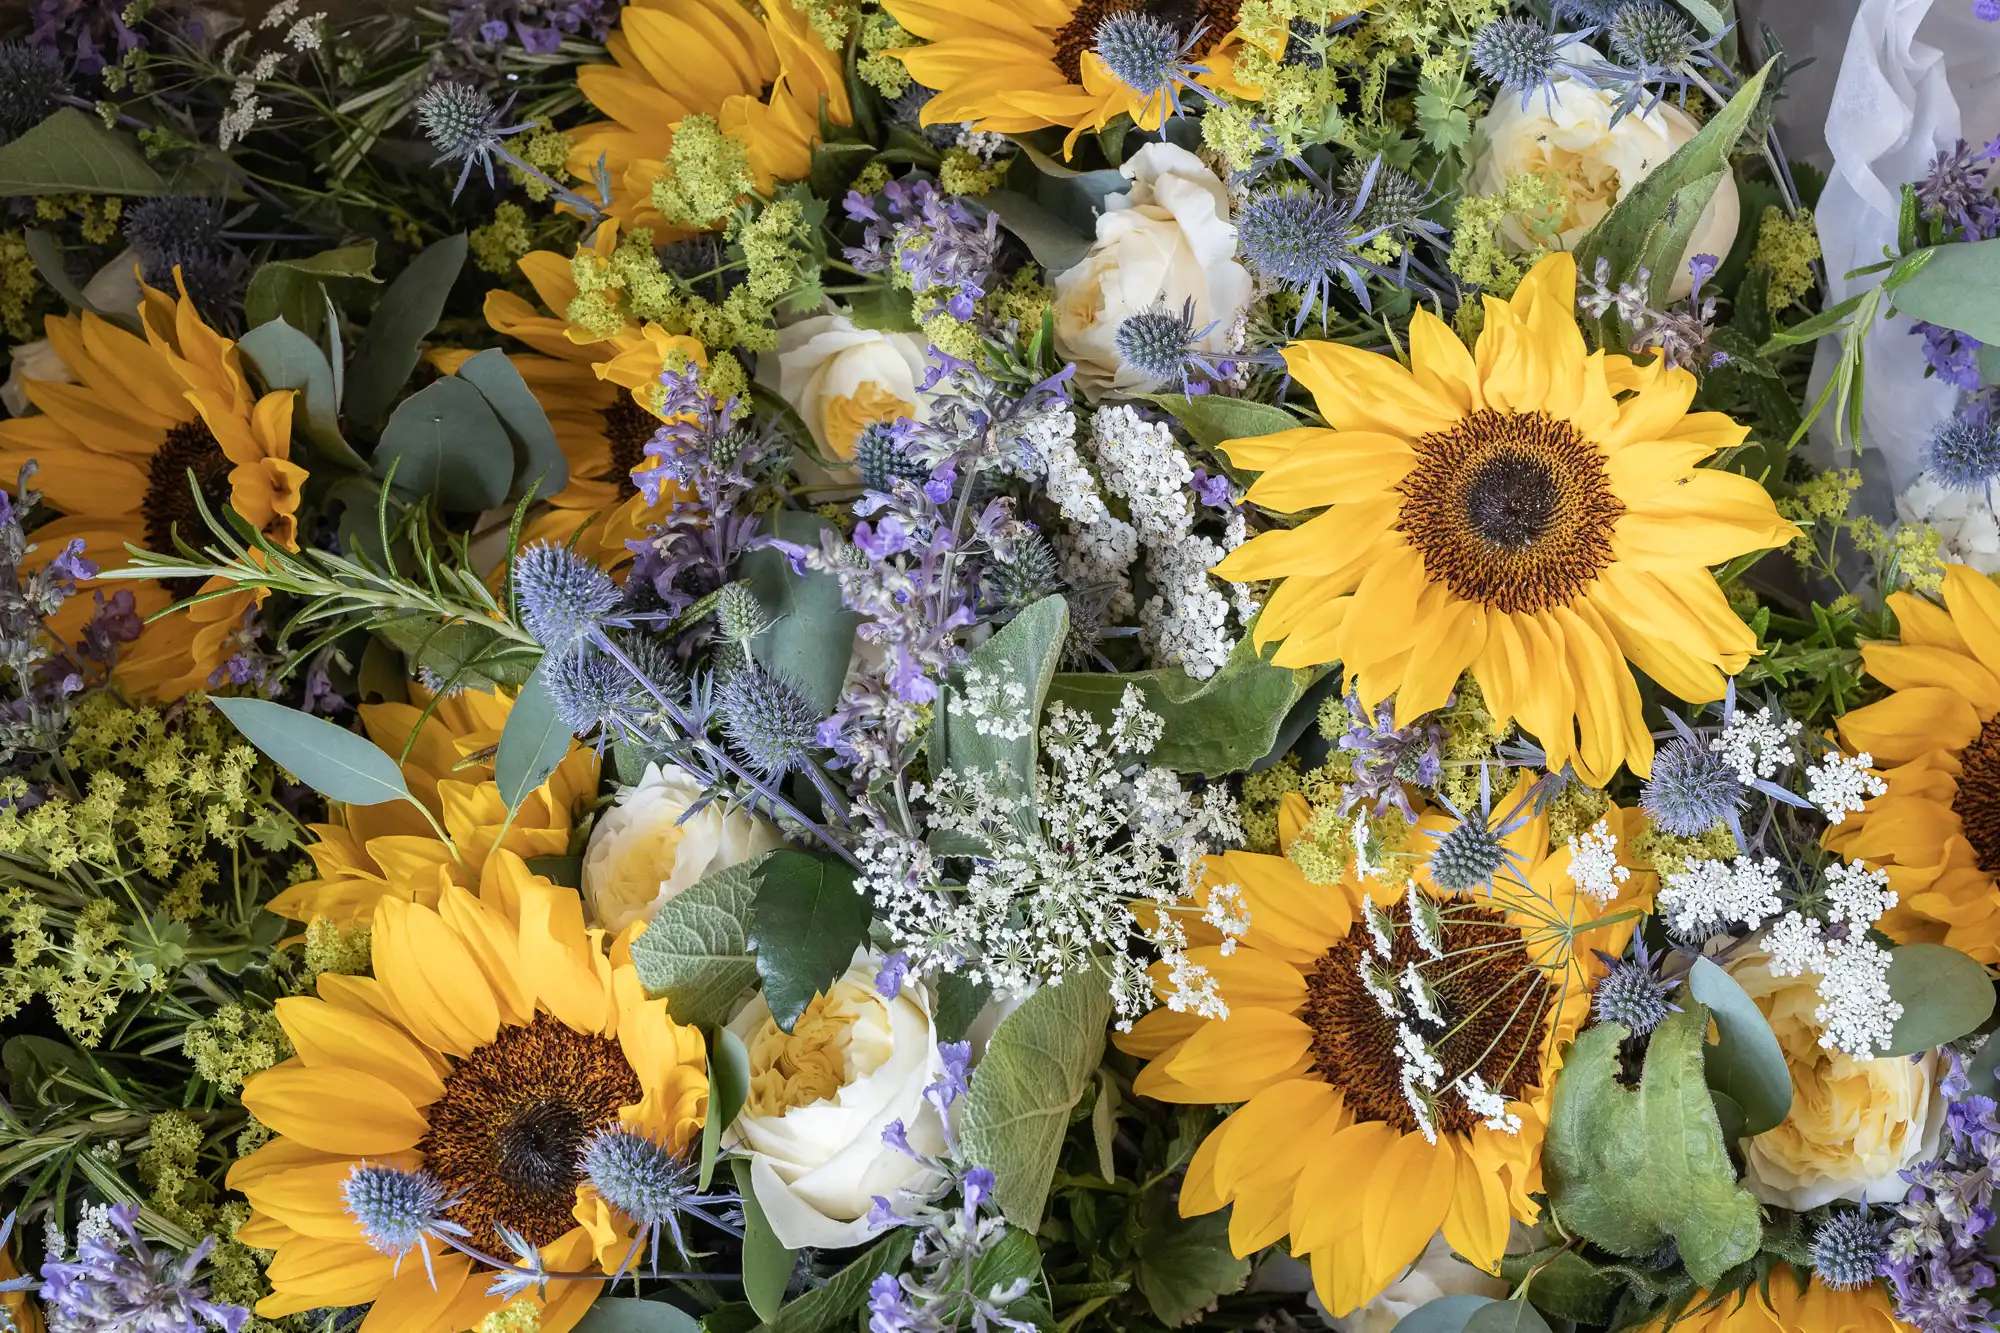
1728,947 -> 1944,1210
769,313 -> 929,461
1468,71 -> 1739,300
580,761 -> 785,932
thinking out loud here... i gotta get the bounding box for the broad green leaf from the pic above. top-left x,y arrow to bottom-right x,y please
243,241 -> 380,340
1392,1297 -> 1499,1333
1981,341 -> 2000,386
209,697 -> 411,807
1686,957 -> 1792,1136
1146,393 -> 1301,453
237,318 -> 369,472
1495,1249 -> 1618,1325
957,969 -> 1113,1232
494,661 -> 573,816
1893,237 -> 2000,345
1574,61 -> 1771,344
1675,0 -> 1729,35
933,973 -> 992,1044
738,511 -> 862,714
372,615 -> 538,692
1131,1197 -> 1249,1325
1543,1005 -> 1762,1288
344,233 -> 467,429
574,1299 -> 702,1333
979,190 -> 1091,275
747,851 -> 872,1032
1047,634 -> 1319,776
375,376 -> 514,513
700,1025 -> 749,1191
1461,1303 -> 1554,1333
932,596 -> 1069,835
0,108 -> 164,195
1968,1026 -> 2000,1100
1884,943 -> 1996,1056
525,855 -> 581,887
730,1158 -> 797,1322
628,857 -> 768,1028
749,1231 -> 914,1333
453,348 -> 571,503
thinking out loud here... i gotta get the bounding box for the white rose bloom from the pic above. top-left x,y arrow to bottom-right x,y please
1468,75 -> 1740,300
769,314 -> 929,462
1053,142 -> 1253,400
3,249 -> 145,417
1897,472 -> 2000,574
725,950 -> 949,1249
580,762 -> 784,933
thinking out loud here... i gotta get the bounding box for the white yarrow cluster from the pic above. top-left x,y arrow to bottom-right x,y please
1711,705 -> 1802,783
219,6 -> 326,148
1457,1072 -> 1522,1135
1823,859 -> 1897,926
1565,819 -> 1630,905
1658,854 -> 1785,937
859,684 -> 1244,1027
1806,750 -> 1887,825
1757,859 -> 1903,1059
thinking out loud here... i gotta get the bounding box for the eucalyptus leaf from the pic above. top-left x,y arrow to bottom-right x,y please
243,240 -> 380,339
574,1299 -> 702,1333
1686,956 -> 1792,1137
628,857 -> 768,1027
1461,1302 -> 1554,1333
700,1025 -> 750,1191
1048,635 -> 1319,776
749,1231 -> 915,1333
344,233 -> 468,429
494,662 -> 573,816
979,191 -> 1092,276
932,596 -> 1069,836
730,1158 -> 797,1322
746,851 -> 872,1032
957,968 -> 1113,1232
237,318 -> 369,472
22,228 -> 127,325
0,108 -> 164,195
1884,943 -> 1996,1057
738,511 -> 861,714
375,376 -> 514,512
1391,1296 -> 1499,1333
1893,237 -> 2000,346
453,348 -> 570,502
209,697 -> 411,808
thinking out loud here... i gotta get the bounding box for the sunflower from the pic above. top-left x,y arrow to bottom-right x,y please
230,851 -> 709,1333
1115,777 -> 1655,1317
1658,1272 -> 1909,1331
884,0 -> 1291,155
570,0 -> 849,229
1826,564 -> 2000,964
269,685 -> 599,928
0,278 -> 308,699
1213,252 -> 1797,786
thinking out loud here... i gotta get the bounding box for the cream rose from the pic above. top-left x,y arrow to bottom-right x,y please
1052,142 -> 1253,400
725,949 -> 949,1249
1730,947 -> 1945,1210
1468,75 -> 1739,300
3,248 -> 145,417
769,314 -> 929,461
580,761 -> 784,933
1318,1233 -> 1508,1333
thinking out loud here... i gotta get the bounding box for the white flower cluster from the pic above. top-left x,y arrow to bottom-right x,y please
1565,819 -> 1630,905
1711,705 -> 1802,783
1457,1072 -> 1522,1135
1897,472 -> 2000,574
220,1 -> 326,148
858,684 -> 1245,1027
959,665 -> 1031,741
1806,750 -> 1887,825
1762,860 -> 1903,1059
1658,854 -> 1785,937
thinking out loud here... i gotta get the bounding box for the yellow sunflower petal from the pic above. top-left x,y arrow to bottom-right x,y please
1838,688 -> 1984,765
240,1064 -> 429,1155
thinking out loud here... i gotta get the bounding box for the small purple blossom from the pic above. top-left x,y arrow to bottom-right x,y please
1979,0 -> 2000,20
844,179 -> 1001,323
1336,691 -> 1445,821
1916,320 -> 1986,392
876,952 -> 911,998
926,1041 -> 971,1115
1917,138 -> 2000,242
1886,1051 -> 2000,1333
881,1118 -> 916,1159
1190,468 -> 1235,510
37,1203 -> 249,1333
962,1167 -> 995,1211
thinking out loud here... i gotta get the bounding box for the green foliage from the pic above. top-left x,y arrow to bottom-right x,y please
1129,1199 -> 1250,1325
738,511 -> 862,714
209,696 -> 412,809
1686,957 -> 1792,1137
343,232 -> 469,430
746,850 -> 872,1032
0,107 -> 164,195
629,856 -> 768,1028
1883,943 -> 1996,1056
731,1157 -> 799,1321
932,595 -> 1070,841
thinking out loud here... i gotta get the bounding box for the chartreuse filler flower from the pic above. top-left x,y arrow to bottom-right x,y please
1214,252 -> 1799,787
230,851 -> 707,1333
1116,777 -> 1654,1319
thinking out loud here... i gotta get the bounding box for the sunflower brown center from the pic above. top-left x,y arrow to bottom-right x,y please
1303,896 -> 1549,1137
419,1013 -> 642,1253
1395,409 -> 1624,616
1954,715 -> 2000,873
145,420 -> 235,597
1049,0 -> 1240,84
599,396 -> 656,501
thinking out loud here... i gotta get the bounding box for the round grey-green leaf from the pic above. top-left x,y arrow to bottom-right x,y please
1392,1295 -> 1498,1333
209,697 -> 411,807
1884,943 -> 1996,1057
1687,956 -> 1792,1137
572,1298 -> 701,1333
1460,1301 -> 1553,1333
375,376 -> 514,513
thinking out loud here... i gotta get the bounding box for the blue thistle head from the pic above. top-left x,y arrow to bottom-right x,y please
123,196 -> 239,312
1810,1210 -> 1886,1291
1591,940 -> 1680,1035
514,542 -> 622,653
0,41 -> 65,132
581,1127 -> 697,1256
983,532 -> 1064,610
1639,734 -> 1742,836
717,663 -> 822,776
1429,811 -> 1508,893
1113,299 -> 1208,388
1607,0 -> 1698,70
414,80 -> 533,196
342,1165 -> 458,1261
1093,12 -> 1196,100
1925,409 -> 2000,491
855,422 -> 930,494
1237,182 -> 1380,324
1471,18 -> 1563,94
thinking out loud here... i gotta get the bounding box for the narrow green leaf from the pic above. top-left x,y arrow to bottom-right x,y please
209,697 -> 411,807
701,1025 -> 750,1191
628,857 -> 768,1027
1145,393 -> 1301,452
344,233 -> 468,429
746,851 -> 872,1032
23,227 -> 129,325
0,108 -> 164,195
731,1158 -> 797,1322
1885,943 -> 1996,1056
1686,957 -> 1792,1137
453,348 -> 571,502
375,376 -> 514,512
494,662 -> 574,816
957,969 -> 1113,1232
237,318 -> 370,472
931,596 -> 1069,835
